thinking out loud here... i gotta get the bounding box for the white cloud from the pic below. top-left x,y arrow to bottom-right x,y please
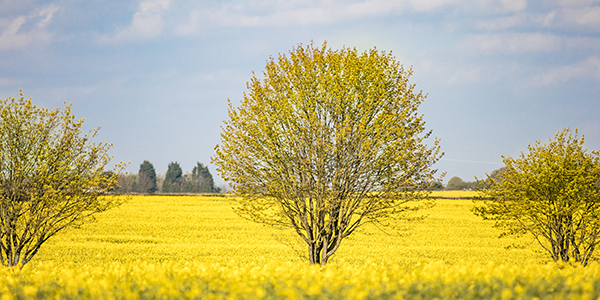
557,0 -> 600,7
475,11 -> 557,30
500,0 -> 527,13
468,1 -> 600,32
530,56 -> 600,86
577,7 -> 600,25
175,0 -> 598,37
0,4 -> 59,50
446,66 -> 483,85
176,0 -> 456,34
99,0 -> 170,42
407,0 -> 458,11
561,6 -> 600,28
37,5 -> 58,28
459,33 -> 562,54
413,53 -> 488,86
535,11 -> 556,27
0,77 -> 22,86
475,15 -> 525,30
460,32 -> 600,55
176,10 -> 201,35
0,0 -> 38,15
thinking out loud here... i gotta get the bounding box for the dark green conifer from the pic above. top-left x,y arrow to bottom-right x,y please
138,160 -> 157,193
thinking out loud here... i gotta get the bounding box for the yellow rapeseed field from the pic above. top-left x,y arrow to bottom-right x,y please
1,192 -> 599,299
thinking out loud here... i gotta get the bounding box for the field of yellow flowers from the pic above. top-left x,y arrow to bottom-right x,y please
2,193 -> 599,299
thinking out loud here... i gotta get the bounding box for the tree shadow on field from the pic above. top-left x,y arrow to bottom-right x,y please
269,227 -> 309,263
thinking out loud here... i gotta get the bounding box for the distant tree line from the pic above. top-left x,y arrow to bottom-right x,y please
444,176 -> 478,190
115,161 -> 221,194
445,168 -> 506,190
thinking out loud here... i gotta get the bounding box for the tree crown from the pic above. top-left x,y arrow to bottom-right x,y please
0,90 -> 126,267
213,42 -> 443,264
474,128 -> 600,265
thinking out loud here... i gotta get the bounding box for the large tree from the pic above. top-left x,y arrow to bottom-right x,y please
474,128 -> 600,266
213,42 -> 444,265
0,90 -> 125,268
138,160 -> 157,193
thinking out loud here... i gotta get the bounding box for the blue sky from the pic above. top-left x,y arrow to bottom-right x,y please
1,0 -> 599,187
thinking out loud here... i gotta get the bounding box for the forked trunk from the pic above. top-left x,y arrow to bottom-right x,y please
308,243 -> 332,265
307,235 -> 340,265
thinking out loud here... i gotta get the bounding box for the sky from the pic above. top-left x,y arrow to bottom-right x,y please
1,0 -> 599,188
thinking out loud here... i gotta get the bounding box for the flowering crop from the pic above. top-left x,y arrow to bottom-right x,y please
1,193 -> 597,299
30,194 -> 540,266
430,190 -> 479,198
2,260 -> 600,299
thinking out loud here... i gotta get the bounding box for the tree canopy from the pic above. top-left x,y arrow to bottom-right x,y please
445,177 -> 468,190
0,90 -> 125,268
213,42 -> 444,265
445,176 -> 479,190
114,161 -> 219,194
184,162 -> 218,193
162,161 -> 184,193
138,160 -> 157,193
474,128 -> 600,266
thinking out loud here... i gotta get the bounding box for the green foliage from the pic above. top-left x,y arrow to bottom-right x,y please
213,42 -> 444,265
0,90 -> 125,268
474,128 -> 600,266
138,160 -> 157,193
162,162 -> 184,193
114,162 -> 219,194
114,173 -> 137,194
445,176 -> 469,190
183,162 -> 218,193
445,176 -> 479,190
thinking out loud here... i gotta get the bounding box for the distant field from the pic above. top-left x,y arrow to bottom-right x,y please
32,194 -> 535,266
2,195 -> 598,299
430,190 -> 480,198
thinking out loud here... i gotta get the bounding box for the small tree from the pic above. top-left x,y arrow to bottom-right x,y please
0,90 -> 125,268
474,128 -> 600,266
162,161 -> 184,193
138,160 -> 157,193
213,42 -> 444,265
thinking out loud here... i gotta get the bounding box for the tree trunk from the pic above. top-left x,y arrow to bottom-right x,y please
306,235 -> 339,265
